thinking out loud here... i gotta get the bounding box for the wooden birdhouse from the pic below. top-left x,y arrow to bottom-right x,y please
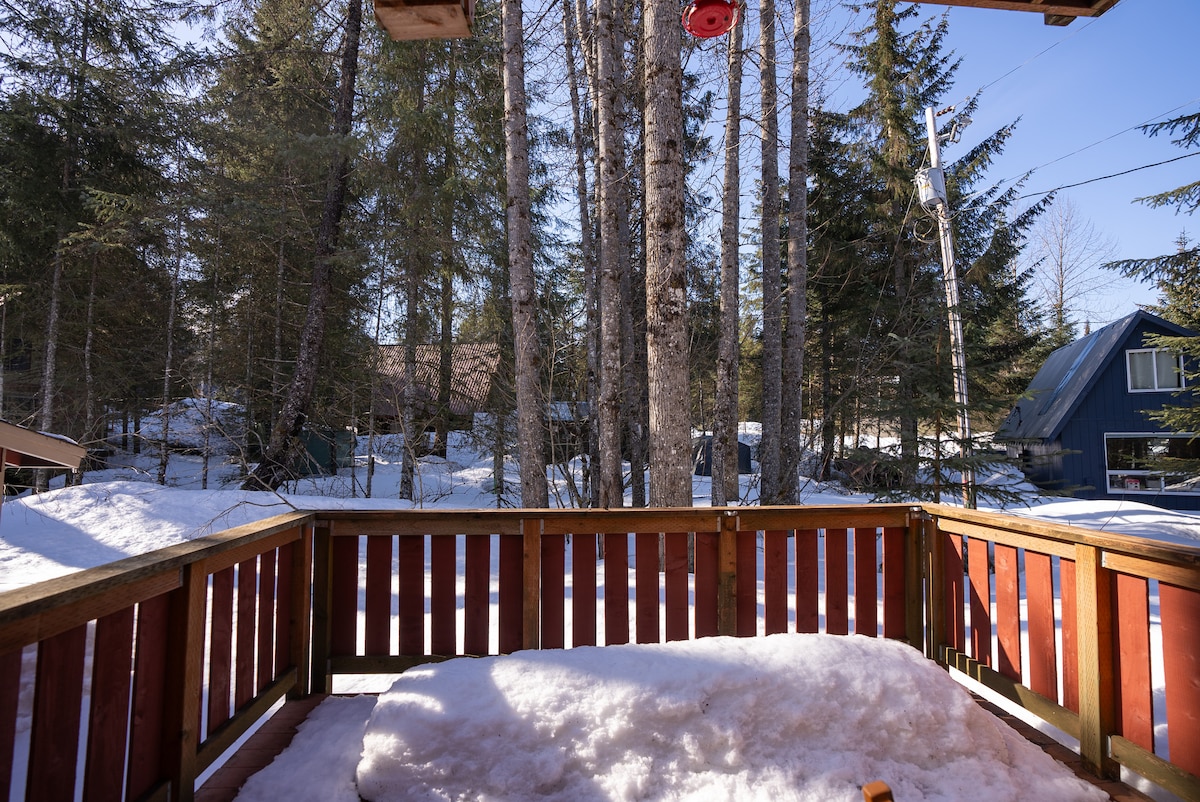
373,0 -> 475,40
914,0 -> 1118,26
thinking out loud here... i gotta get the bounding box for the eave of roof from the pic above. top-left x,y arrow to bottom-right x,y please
0,420 -> 86,470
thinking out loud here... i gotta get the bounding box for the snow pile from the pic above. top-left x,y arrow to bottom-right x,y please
136,397 -> 246,453
352,634 -> 1105,802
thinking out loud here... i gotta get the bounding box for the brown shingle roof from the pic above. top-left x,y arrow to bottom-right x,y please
373,342 -> 500,419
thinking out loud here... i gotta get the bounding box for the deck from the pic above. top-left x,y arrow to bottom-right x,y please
0,504 -> 1197,801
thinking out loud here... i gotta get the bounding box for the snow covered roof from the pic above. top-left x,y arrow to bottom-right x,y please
0,420 -> 85,471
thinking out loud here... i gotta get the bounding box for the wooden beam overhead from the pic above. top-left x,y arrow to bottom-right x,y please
913,0 -> 1120,25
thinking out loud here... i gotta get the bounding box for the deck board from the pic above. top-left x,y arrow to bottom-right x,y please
195,694 -> 329,802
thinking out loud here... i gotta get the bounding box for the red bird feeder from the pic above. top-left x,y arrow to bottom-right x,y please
682,0 -> 740,38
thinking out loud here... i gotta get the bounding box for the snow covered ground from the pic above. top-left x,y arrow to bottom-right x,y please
2,420 -> 1198,801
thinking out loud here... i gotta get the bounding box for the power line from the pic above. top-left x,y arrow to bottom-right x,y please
1015,151 -> 1200,202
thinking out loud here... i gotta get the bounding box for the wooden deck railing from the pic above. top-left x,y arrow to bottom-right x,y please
0,504 -> 1197,801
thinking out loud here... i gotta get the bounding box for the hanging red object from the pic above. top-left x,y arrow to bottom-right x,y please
681,0 -> 739,38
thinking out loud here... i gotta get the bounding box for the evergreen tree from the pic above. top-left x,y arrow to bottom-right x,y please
1106,113 -> 1200,454
841,0 -> 1050,500
0,0 -> 193,449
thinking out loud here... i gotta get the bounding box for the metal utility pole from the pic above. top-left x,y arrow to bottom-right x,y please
917,106 -> 974,508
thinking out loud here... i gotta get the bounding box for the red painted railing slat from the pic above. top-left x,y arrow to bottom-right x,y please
664,532 -> 689,641
993,544 -> 1021,682
693,531 -> 718,638
207,567 -> 234,733
968,538 -> 991,666
942,533 -> 965,653
365,536 -> 392,656
498,534 -> 522,654
826,528 -> 849,636
763,530 -> 788,635
85,608 -> 135,800
570,533 -> 596,648
128,594 -> 170,800
29,624 -> 86,800
602,533 -> 629,647
464,534 -> 491,654
635,532 -> 660,644
1114,573 -> 1153,751
398,537 -> 424,654
854,528 -> 877,636
795,530 -> 819,633
431,536 -> 458,654
881,527 -> 905,640
540,533 -> 566,651
1161,581 -> 1200,777
736,529 -> 757,637
1025,550 -> 1057,700
1061,558 -> 1080,713
0,649 -> 20,798
236,557 -> 258,706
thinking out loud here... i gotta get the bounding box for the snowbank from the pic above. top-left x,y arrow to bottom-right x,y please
352,634 -> 1105,802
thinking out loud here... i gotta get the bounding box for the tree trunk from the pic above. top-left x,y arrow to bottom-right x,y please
243,0 -> 362,491
83,257 -> 98,444
595,0 -> 625,508
758,0 -> 782,505
643,0 -> 690,508
779,0 -> 811,504
400,244 -> 419,501
563,0 -> 599,507
713,23 -> 744,507
501,0 -> 548,508
158,227 -> 182,487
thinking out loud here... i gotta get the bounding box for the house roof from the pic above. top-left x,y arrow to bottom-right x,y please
913,0 -> 1119,26
374,342 -> 500,419
0,420 -> 86,470
994,310 -> 1197,443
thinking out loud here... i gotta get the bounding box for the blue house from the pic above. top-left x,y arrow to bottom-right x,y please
995,310 -> 1199,511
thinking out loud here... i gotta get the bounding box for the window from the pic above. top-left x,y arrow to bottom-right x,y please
1127,348 -> 1184,392
1105,434 -> 1200,494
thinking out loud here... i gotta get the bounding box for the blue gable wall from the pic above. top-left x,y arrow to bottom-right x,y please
1055,316 -> 1199,511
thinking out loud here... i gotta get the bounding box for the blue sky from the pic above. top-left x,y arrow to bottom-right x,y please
926,0 -> 1199,324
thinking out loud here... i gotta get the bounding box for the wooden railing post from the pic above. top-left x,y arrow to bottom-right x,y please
310,520 -> 332,694
903,509 -> 924,649
1075,543 -> 1117,779
922,512 -> 944,663
289,524 -> 314,698
522,517 -> 542,651
162,561 -> 206,802
717,512 -> 737,637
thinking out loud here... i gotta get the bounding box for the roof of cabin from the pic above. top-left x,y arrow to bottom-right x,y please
0,420 -> 86,470
914,0 -> 1119,26
374,342 -> 500,418
994,310 -> 1197,443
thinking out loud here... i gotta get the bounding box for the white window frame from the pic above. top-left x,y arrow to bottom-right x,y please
1104,433 -> 1200,495
1126,348 -> 1185,392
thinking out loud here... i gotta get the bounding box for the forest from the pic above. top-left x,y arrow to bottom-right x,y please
1,0 -> 1190,507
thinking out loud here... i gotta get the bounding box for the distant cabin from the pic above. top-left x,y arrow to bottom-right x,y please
372,342 -> 500,434
994,310 -> 1199,511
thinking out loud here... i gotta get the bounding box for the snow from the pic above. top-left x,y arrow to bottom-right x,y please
1,415 -> 1198,800
345,635 -> 1106,802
